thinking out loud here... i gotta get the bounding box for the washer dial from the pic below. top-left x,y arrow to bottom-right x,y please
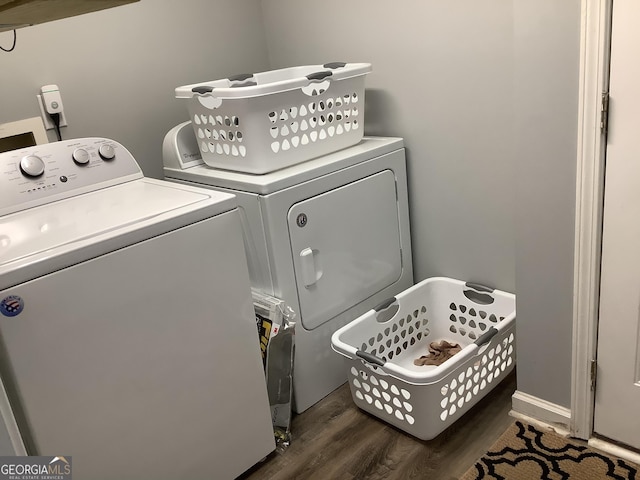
20,155 -> 45,178
98,144 -> 116,161
72,148 -> 90,165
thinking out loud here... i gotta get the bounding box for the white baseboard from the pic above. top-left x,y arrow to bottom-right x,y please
511,390 -> 572,433
510,391 -> 640,466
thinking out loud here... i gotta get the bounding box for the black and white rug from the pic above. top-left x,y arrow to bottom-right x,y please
461,420 -> 639,480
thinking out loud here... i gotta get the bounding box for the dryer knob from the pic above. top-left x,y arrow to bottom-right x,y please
20,155 -> 45,178
98,144 -> 116,161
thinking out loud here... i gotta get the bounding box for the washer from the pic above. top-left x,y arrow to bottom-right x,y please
0,138 -> 274,479
164,123 -> 414,412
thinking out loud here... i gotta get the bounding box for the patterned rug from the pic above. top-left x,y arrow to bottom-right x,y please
461,420 -> 639,480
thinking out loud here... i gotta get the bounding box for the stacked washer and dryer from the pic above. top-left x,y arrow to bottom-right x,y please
163,121 -> 414,412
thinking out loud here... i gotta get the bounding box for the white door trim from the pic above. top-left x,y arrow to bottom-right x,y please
571,0 -> 611,440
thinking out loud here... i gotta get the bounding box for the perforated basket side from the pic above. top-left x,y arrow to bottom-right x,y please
428,279 -> 515,344
183,76 -> 366,173
353,303 -> 433,367
435,328 -> 516,426
343,325 -> 516,440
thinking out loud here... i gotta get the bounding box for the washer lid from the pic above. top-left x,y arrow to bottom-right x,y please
0,178 -> 236,289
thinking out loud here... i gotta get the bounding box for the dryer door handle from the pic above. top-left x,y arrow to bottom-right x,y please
299,248 -> 322,288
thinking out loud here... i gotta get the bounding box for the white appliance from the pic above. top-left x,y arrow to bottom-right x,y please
164,123 -> 414,413
0,138 -> 274,479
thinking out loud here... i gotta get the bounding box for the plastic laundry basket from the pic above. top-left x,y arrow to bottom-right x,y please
175,62 -> 371,174
331,277 -> 516,441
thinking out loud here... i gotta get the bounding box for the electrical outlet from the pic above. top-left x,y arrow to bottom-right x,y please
37,94 -> 68,130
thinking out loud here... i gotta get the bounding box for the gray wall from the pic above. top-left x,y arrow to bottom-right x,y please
513,1 -> 581,408
262,0 -> 582,410
0,0 -> 269,178
261,0 -> 516,292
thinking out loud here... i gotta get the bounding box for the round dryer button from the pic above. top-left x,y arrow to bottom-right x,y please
98,144 -> 116,161
20,155 -> 45,178
72,148 -> 90,165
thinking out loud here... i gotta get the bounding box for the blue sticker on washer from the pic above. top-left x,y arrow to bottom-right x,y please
0,295 -> 24,317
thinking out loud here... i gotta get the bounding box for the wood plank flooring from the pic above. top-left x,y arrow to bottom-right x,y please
240,371 -> 516,480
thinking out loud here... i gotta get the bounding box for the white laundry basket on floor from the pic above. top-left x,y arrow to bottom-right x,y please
331,277 -> 516,441
175,62 -> 371,174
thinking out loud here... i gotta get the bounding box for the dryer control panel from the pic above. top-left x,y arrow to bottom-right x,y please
0,138 -> 143,216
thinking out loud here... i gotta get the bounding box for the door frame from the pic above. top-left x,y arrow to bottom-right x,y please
571,0 -> 611,440
575,2 -> 640,463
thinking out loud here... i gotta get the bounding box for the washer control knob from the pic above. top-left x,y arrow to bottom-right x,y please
20,155 -> 45,178
72,148 -> 90,166
98,144 -> 116,161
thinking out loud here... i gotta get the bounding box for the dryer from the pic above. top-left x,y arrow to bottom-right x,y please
164,123 -> 414,412
0,138 -> 274,479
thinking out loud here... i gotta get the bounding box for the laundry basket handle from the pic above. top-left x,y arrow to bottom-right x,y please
374,297 -> 396,311
306,71 -> 333,82
191,85 -> 214,95
465,282 -> 494,293
356,350 -> 386,367
373,296 -> 399,323
323,62 -> 347,69
463,282 -> 495,305
474,326 -> 498,347
228,73 -> 258,88
228,73 -> 254,82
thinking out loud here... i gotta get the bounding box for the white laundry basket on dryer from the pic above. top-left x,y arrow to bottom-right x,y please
331,277 -> 516,440
175,62 -> 371,174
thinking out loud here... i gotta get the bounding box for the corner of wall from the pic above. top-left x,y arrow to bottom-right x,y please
256,0 -> 273,69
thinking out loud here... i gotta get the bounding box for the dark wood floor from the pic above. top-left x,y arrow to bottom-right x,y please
240,371 -> 516,480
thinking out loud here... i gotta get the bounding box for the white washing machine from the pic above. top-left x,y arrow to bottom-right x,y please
163,123 -> 414,413
0,138 -> 274,479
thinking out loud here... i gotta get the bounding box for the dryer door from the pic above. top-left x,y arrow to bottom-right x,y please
288,169 -> 402,330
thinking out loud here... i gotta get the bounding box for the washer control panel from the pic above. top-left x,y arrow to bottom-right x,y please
0,138 -> 143,216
